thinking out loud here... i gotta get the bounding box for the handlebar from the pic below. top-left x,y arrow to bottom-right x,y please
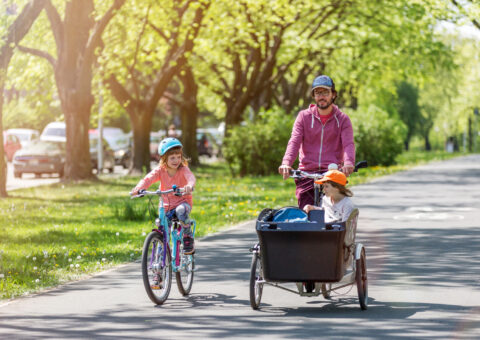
130,185 -> 192,199
289,169 -> 326,180
288,160 -> 368,180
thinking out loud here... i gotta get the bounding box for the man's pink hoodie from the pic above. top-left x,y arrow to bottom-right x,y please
282,104 -> 355,172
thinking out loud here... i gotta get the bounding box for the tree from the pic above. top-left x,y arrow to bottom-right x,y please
164,64 -> 200,165
198,0 -> 351,135
396,81 -> 420,150
103,0 -> 210,173
0,0 -> 46,197
17,0 -> 125,180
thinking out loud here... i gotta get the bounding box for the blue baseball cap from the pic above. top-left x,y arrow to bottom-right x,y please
311,75 -> 335,95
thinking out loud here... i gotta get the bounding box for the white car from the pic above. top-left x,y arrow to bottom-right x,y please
40,122 -> 66,142
6,128 -> 40,148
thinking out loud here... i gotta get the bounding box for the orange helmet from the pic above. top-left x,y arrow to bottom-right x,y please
314,170 -> 347,186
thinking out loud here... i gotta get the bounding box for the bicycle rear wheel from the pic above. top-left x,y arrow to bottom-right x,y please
176,242 -> 195,296
142,231 -> 172,305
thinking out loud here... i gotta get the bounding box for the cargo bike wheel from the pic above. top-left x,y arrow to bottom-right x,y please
356,246 -> 368,310
249,246 -> 264,310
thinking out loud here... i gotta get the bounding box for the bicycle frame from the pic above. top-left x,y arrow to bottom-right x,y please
153,192 -> 196,273
290,169 -> 325,207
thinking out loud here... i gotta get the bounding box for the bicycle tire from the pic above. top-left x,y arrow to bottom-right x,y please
142,231 -> 172,305
176,242 -> 195,296
249,252 -> 263,310
321,283 -> 332,299
356,247 -> 368,310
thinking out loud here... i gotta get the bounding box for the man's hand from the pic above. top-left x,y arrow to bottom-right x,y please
303,204 -> 317,213
278,164 -> 292,180
342,164 -> 354,176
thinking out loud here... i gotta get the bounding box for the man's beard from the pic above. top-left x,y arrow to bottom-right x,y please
317,97 -> 335,110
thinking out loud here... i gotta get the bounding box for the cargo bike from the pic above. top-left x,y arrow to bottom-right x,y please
249,161 -> 368,310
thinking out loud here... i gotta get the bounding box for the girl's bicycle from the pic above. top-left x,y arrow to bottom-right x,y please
131,186 -> 195,305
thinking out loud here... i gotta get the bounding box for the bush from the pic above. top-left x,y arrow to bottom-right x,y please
348,105 -> 406,166
223,108 -> 295,176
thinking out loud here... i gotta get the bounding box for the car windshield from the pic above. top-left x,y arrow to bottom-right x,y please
27,141 -> 63,152
43,127 -> 65,137
105,135 -> 129,149
14,133 -> 31,142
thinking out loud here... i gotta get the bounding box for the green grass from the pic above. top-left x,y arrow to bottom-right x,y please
0,150 -> 464,300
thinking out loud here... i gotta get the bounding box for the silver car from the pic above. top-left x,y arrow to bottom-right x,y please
13,140 -> 65,178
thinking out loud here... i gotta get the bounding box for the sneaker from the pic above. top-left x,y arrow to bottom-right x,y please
304,282 -> 314,293
183,234 -> 195,255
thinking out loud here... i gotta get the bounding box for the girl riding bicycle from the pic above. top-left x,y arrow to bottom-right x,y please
303,169 -> 354,223
131,138 -> 196,254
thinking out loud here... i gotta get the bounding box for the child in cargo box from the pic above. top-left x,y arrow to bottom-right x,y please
303,170 -> 354,223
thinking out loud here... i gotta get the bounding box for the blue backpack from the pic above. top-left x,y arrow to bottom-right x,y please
272,207 -> 308,222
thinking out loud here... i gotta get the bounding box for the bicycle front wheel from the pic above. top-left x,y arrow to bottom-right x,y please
249,252 -> 263,310
176,242 -> 195,296
142,231 -> 172,305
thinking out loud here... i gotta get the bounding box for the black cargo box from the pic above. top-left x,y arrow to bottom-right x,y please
256,213 -> 346,282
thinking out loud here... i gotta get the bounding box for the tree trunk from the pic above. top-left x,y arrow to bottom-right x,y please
424,134 -> 431,151
179,66 -> 199,166
130,109 -> 153,175
63,101 -> 94,179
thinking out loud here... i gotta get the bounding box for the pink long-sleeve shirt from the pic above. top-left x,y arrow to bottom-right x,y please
133,165 -> 196,211
282,104 -> 355,172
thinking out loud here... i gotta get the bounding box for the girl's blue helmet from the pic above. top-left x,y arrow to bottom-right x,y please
158,137 -> 182,156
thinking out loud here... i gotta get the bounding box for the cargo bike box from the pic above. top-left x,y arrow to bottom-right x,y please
256,207 -> 346,282
249,206 -> 368,311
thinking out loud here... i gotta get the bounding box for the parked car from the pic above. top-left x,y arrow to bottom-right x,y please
40,122 -> 66,142
92,130 -> 132,168
102,127 -> 125,137
12,140 -> 65,178
89,133 -> 115,173
3,131 -> 22,161
197,129 -> 222,157
6,128 -> 40,148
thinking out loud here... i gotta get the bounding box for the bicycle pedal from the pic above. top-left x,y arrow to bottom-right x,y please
151,284 -> 162,290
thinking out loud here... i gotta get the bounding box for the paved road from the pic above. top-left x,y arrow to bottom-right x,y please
1,155 -> 479,339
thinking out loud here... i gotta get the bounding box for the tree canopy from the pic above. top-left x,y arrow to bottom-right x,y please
1,0 -> 479,181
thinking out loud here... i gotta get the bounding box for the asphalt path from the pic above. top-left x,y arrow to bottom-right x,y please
1,155 -> 480,339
